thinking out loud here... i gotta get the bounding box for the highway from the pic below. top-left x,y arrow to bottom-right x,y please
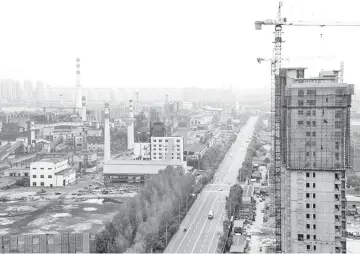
164,116 -> 259,253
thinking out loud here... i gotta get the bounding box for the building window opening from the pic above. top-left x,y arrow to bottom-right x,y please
298,234 -> 304,241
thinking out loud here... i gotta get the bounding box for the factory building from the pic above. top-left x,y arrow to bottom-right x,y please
281,68 -> 353,253
30,158 -> 76,187
103,160 -> 186,184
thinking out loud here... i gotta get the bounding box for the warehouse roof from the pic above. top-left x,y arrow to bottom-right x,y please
185,143 -> 208,153
37,157 -> 67,164
104,164 -> 166,175
104,160 -> 185,175
230,235 -> 246,253
105,160 -> 184,166
55,167 -> 76,175
242,185 -> 254,198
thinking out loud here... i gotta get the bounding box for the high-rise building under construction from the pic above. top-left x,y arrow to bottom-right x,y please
280,67 -> 353,253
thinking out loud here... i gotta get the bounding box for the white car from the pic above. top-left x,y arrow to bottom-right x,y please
230,154 -> 233,157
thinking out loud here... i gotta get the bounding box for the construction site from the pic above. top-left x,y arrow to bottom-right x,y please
255,2 -> 359,253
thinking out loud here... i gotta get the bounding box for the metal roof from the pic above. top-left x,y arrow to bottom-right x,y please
54,167 -> 76,175
104,164 -> 166,175
242,185 -> 254,198
185,143 -> 208,153
34,157 -> 67,164
105,159 -> 184,166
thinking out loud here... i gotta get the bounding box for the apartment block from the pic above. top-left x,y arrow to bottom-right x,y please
282,68 -> 353,253
150,136 -> 184,161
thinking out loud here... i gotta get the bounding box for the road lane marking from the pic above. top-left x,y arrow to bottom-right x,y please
207,194 -> 227,253
196,192 -> 226,253
174,192 -> 214,253
190,193 -> 220,253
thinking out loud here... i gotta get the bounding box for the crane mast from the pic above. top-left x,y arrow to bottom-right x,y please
256,1 -> 359,253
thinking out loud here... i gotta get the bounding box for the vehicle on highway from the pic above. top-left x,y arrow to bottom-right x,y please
218,188 -> 222,191
208,210 -> 214,219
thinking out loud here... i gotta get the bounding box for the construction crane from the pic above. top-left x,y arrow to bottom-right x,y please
255,2 -> 360,253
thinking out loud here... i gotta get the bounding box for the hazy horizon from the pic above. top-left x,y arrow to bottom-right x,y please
0,0 -> 359,90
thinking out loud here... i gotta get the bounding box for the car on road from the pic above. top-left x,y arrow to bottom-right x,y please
218,188 -> 222,191
261,209 -> 265,213
208,210 -> 214,219
230,154 -> 233,157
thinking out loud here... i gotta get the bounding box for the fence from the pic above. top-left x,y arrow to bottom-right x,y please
0,233 -> 97,253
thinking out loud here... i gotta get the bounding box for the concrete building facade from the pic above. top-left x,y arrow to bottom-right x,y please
150,136 -> 184,161
282,68 -> 353,253
30,158 -> 76,187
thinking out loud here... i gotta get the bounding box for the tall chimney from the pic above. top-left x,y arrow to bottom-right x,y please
75,58 -> 82,109
129,100 -> 134,118
82,96 -> 87,121
104,103 -> 111,163
135,91 -> 139,114
127,100 -> 135,150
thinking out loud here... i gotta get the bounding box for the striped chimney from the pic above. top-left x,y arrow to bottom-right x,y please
129,100 -> 134,118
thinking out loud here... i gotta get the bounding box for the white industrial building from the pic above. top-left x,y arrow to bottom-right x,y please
150,136 -> 184,161
30,158 -> 76,187
134,142 -> 151,160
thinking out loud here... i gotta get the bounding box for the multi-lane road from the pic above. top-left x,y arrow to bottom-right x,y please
164,116 -> 259,253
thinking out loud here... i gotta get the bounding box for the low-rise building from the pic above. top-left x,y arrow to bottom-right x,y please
3,167 -> 29,177
30,158 -> 76,187
86,136 -> 104,152
239,185 -> 254,219
103,159 -> 186,184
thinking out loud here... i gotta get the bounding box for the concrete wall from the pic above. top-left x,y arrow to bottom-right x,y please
289,170 -> 341,253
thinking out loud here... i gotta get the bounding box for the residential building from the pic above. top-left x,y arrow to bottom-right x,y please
30,158 -> 76,187
281,68 -> 353,253
150,136 -> 184,161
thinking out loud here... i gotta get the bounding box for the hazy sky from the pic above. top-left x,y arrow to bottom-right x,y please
0,0 -> 359,90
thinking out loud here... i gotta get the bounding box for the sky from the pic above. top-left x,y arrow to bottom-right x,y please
0,0 -> 359,91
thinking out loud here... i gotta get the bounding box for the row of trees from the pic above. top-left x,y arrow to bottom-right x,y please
217,184 -> 243,253
347,174 -> 360,191
194,134 -> 238,194
238,118 -> 267,182
95,167 -> 195,253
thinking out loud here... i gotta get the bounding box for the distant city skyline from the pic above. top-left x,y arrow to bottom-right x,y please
0,0 -> 359,90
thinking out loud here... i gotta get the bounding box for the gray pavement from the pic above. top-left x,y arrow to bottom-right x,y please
164,116 -> 259,254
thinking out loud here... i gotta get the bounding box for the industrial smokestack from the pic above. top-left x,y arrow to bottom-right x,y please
127,100 -> 135,150
75,58 -> 82,109
104,103 -> 111,163
129,100 -> 134,118
82,96 -> 87,121
135,91 -> 139,114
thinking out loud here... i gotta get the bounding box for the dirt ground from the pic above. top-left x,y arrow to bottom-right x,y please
0,171 -> 138,236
